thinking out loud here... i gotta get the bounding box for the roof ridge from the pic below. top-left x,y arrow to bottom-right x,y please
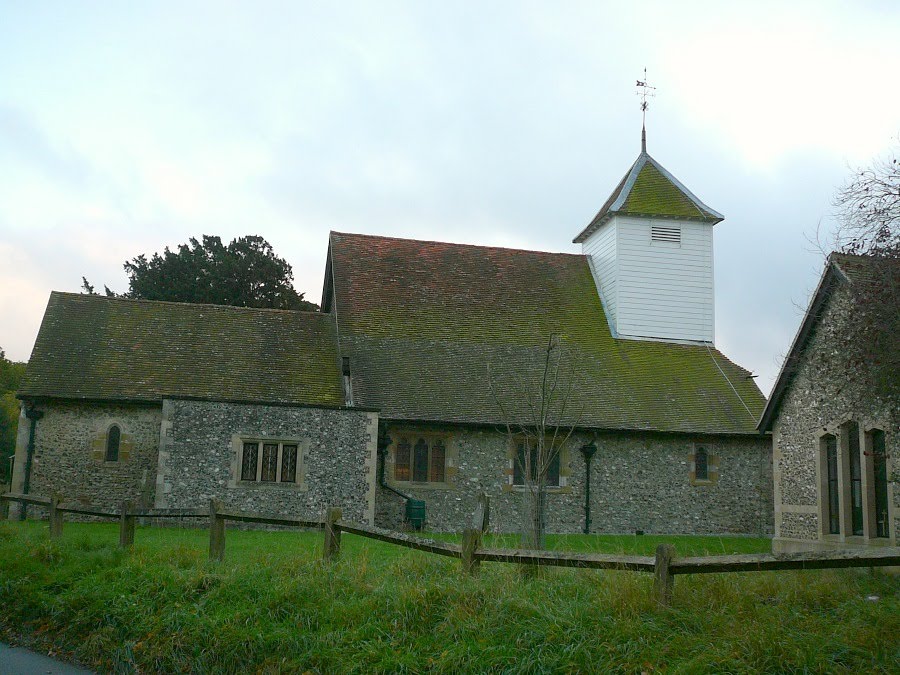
330,231 -> 586,258
49,291 -> 326,316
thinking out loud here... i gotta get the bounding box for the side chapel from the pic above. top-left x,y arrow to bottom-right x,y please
11,139 -> 773,535
759,254 -> 897,552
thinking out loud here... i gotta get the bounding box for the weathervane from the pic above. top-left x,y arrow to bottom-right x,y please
636,68 -> 655,152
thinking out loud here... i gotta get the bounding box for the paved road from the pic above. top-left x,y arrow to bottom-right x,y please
0,643 -> 93,675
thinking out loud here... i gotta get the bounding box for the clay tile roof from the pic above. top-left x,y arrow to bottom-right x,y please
19,292 -> 344,407
329,232 -> 764,434
573,152 -> 723,244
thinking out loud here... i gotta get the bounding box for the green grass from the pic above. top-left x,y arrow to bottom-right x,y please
0,521 -> 897,673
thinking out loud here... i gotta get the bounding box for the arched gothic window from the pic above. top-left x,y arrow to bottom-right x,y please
105,425 -> 121,462
695,447 -> 708,481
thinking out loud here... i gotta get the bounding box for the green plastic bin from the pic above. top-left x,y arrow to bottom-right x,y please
405,499 -> 426,531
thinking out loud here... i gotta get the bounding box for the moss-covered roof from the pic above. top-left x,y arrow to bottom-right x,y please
574,152 -> 723,243
329,232 -> 764,434
20,293 -> 344,407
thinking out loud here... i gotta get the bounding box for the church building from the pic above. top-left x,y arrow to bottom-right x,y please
11,142 -> 773,535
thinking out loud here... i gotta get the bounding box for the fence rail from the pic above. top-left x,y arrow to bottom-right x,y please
337,521 -> 462,559
3,491 -> 898,607
670,547 -> 900,574
474,548 -> 656,572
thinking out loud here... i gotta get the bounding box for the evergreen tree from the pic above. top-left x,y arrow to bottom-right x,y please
84,235 -> 318,311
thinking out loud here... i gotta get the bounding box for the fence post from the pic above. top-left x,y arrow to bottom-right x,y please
461,528 -> 481,575
481,493 -> 490,532
323,507 -> 342,562
119,500 -> 136,548
654,544 -> 675,607
49,495 -> 63,540
475,493 -> 490,533
209,499 -> 225,562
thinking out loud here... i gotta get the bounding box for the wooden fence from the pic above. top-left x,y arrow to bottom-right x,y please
3,492 -> 899,607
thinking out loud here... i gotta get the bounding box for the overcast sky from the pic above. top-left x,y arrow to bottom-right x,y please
1,1 -> 898,395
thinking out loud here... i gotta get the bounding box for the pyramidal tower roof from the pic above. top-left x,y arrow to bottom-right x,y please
573,148 -> 724,244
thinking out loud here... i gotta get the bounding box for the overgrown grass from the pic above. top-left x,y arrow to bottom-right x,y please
0,521 -> 897,673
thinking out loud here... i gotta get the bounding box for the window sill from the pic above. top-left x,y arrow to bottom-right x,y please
231,481 -> 307,492
389,481 -> 453,491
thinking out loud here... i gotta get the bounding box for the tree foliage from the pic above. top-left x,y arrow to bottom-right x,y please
831,145 -> 899,401
834,149 -> 899,256
0,348 -> 26,485
84,235 -> 318,311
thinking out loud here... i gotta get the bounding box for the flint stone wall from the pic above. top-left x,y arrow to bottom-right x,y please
773,282 -> 898,550
157,399 -> 378,525
377,425 -> 772,535
15,401 -> 161,513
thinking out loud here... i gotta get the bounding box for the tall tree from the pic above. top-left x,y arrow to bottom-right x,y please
84,235 -> 318,311
0,349 -> 26,486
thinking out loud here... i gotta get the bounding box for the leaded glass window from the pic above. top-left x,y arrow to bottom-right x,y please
547,449 -> 560,486
513,442 -> 527,486
241,442 -> 258,481
513,440 -> 561,487
261,443 -> 279,482
413,438 -> 429,482
695,447 -> 708,481
395,438 -> 411,481
393,434 -> 448,484
430,440 -> 446,482
281,444 -> 298,483
824,434 -> 839,535
239,440 -> 301,485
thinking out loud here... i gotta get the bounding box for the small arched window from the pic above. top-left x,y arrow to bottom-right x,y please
105,425 -> 121,462
695,447 -> 708,481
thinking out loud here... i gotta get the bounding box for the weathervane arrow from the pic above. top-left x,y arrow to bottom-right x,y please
635,68 -> 656,152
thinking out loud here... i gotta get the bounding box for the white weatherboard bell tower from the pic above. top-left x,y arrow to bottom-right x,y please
575,74 -> 723,344
573,146 -> 723,344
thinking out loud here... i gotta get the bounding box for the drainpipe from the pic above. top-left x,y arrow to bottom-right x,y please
20,404 -> 44,521
580,441 -> 597,535
376,427 -> 411,501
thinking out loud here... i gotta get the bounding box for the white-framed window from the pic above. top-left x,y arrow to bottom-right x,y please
237,438 -> 304,486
